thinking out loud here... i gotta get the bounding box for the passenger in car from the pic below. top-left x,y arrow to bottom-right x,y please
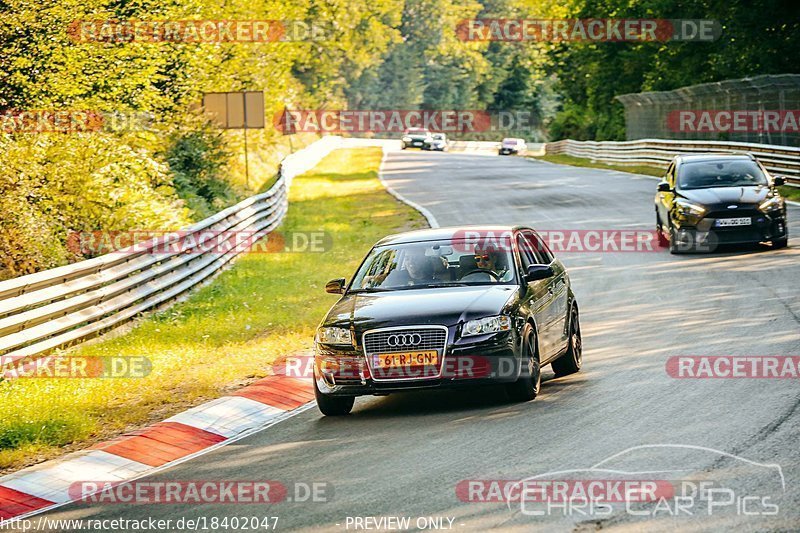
381,249 -> 435,286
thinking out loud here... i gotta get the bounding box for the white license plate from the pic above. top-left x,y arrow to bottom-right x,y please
715,217 -> 751,227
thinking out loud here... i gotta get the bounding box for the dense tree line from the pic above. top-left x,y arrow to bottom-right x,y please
1,0 -> 797,276
349,0 -> 799,139
544,0 -> 800,140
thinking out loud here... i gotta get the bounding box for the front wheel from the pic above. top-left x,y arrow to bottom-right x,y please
656,214 -> 669,247
314,379 -> 355,416
551,306 -> 582,377
669,225 -> 684,255
773,236 -> 788,249
506,326 -> 541,402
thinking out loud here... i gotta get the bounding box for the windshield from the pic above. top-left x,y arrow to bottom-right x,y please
350,239 -> 517,291
405,129 -> 429,136
678,160 -> 769,189
432,134 -> 445,140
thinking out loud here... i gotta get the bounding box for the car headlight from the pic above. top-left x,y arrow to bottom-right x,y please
316,327 -> 353,346
675,198 -> 706,217
462,315 -> 512,337
759,196 -> 784,212
402,136 -> 411,142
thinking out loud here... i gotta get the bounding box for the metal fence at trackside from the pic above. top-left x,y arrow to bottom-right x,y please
544,138 -> 800,184
0,136 -> 342,371
616,74 -> 800,147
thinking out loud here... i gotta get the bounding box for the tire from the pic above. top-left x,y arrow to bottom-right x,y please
506,326 -> 541,402
551,306 -> 582,377
656,214 -> 669,247
773,236 -> 788,249
669,225 -> 683,255
314,378 -> 355,416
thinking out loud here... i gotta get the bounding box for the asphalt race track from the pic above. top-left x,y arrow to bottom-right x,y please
28,146 -> 800,532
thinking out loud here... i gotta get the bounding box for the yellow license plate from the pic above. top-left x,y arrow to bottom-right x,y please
374,350 -> 439,369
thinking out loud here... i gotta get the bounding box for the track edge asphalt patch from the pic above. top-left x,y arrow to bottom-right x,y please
378,146 -> 440,228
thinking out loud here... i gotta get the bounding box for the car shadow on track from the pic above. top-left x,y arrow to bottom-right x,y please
672,242 -> 786,257
338,373 -> 582,419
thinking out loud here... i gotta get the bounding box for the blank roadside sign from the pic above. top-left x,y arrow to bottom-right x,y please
227,93 -> 245,128
202,93 -> 227,128
202,91 -> 265,129
244,92 -> 265,128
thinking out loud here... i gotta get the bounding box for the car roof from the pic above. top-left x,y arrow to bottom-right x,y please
676,153 -> 756,164
376,225 -> 529,246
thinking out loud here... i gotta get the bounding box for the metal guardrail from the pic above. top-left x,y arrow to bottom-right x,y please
0,136 -> 342,370
545,139 -> 800,184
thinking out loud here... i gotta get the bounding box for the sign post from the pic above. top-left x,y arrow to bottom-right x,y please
201,91 -> 265,188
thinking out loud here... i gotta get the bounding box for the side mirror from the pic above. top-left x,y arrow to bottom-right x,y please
657,182 -> 671,193
525,264 -> 554,282
773,176 -> 786,187
325,278 -> 346,294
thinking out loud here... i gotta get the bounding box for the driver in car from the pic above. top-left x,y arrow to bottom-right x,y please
470,246 -> 513,282
375,249 -> 435,287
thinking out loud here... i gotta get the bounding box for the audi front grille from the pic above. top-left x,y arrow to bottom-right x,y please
362,326 -> 448,381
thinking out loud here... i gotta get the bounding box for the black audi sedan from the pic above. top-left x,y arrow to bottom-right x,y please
655,154 -> 789,253
313,226 -> 582,415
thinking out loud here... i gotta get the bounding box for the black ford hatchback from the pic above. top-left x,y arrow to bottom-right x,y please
655,154 -> 789,253
313,226 -> 582,416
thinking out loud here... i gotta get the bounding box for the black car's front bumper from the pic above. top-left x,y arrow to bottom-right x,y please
403,139 -> 427,149
315,330 -> 521,397
673,208 -> 787,251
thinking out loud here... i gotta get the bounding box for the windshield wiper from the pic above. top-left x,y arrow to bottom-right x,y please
348,287 -> 391,293
415,282 -> 470,288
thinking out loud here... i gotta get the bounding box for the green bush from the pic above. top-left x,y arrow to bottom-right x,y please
164,120 -> 237,220
0,133 -> 192,276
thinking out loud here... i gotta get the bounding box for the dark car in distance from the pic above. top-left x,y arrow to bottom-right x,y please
401,128 -> 432,149
655,154 -> 789,253
313,226 -> 583,415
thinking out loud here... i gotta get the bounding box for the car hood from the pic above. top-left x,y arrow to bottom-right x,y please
679,186 -> 769,206
323,285 -> 518,332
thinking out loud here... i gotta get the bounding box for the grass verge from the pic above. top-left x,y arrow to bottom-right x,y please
0,146 -> 425,473
532,153 -> 800,202
531,153 -> 664,177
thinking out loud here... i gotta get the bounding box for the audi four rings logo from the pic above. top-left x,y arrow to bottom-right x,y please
386,333 -> 422,347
